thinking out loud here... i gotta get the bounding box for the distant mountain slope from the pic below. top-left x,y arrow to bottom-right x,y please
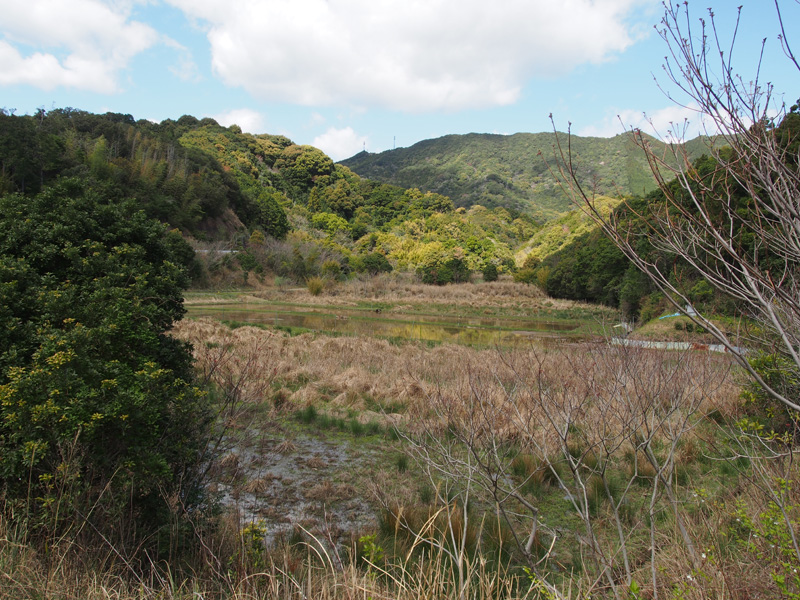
0,109 -> 538,279
341,132 -> 715,221
516,195 -> 623,266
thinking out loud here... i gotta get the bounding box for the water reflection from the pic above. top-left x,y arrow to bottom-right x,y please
186,302 -> 579,348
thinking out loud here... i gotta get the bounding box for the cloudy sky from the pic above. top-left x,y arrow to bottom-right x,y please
1,1 -> 797,160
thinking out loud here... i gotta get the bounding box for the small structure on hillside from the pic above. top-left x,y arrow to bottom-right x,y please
613,321 -> 633,335
659,304 -> 697,320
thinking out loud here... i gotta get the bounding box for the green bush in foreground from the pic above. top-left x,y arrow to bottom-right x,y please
0,179 -> 209,543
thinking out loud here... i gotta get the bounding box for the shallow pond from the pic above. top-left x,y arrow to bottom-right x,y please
187,301 -> 581,347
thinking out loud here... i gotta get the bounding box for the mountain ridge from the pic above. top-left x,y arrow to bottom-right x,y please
341,131 -> 716,221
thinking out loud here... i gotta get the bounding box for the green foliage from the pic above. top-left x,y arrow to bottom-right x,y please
481,262 -> 498,282
513,267 -> 537,285
358,533 -> 385,565
342,132 -> 717,220
743,353 -> 800,437
237,251 -> 262,274
311,211 -> 350,235
732,492 -> 800,598
253,189 -> 290,239
530,189 -> 715,317
417,252 -> 471,285
688,278 -> 715,306
249,229 -> 266,246
0,179 -> 209,541
519,196 -> 621,263
306,276 -> 325,296
360,252 -> 393,275
320,259 -> 343,280
235,521 -> 269,571
274,144 -> 334,198
0,109 -> 533,286
0,109 -> 294,241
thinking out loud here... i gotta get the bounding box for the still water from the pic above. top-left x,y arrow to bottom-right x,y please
187,301 -> 580,348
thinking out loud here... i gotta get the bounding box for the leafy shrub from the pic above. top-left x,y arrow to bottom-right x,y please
744,352 -> 800,437
0,179 -> 209,543
361,252 -> 393,275
418,255 -> 471,285
513,267 -> 537,284
249,229 -> 266,246
321,259 -> 343,280
689,278 -> 715,306
237,250 -> 262,274
306,276 -> 325,296
311,212 -> 350,235
482,262 -> 499,282
253,189 -> 290,239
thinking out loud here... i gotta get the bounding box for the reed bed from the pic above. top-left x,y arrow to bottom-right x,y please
5,317 -> 786,600
172,318 -> 739,449
252,272 -> 603,313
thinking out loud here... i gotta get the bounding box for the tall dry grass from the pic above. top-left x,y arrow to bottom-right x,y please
0,510 -> 575,600
172,318 -> 798,599
252,272 -> 602,313
172,318 -> 740,447
6,316 -> 786,600
172,317 -> 497,424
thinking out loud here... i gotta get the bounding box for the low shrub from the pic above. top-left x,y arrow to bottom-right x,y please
307,276 -> 325,296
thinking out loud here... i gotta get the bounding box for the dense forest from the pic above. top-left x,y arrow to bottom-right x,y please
341,131 -> 716,220
519,104 -> 800,320
6,105 -> 793,321
0,109 -> 538,285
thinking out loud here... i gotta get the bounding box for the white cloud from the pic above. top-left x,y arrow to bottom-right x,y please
167,0 -> 650,112
312,127 -> 368,161
308,112 -> 326,127
579,103 -> 709,141
213,108 -> 266,133
164,38 -> 202,83
0,0 -> 158,92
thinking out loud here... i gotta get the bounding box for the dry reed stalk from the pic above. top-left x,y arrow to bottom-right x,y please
172,318 -> 739,449
171,318 -> 769,599
253,272 -> 605,313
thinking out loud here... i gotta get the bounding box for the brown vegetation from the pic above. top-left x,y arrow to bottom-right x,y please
252,272 -> 574,311
5,314 -> 797,600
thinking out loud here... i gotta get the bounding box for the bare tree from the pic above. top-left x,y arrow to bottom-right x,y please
556,1 -> 800,413
397,344 -> 726,599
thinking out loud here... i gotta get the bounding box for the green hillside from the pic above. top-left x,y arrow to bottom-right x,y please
341,131 -> 714,221
0,109 -> 539,283
516,195 -> 622,265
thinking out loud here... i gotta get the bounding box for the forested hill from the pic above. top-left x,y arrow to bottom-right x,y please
340,132 -> 714,220
0,109 -> 540,280
0,109 -> 301,240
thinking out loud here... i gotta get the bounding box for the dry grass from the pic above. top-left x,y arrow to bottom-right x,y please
252,272 -> 599,312
172,318 -> 741,452
172,318 -> 776,599
0,513 -> 568,600
6,314 -> 795,600
183,293 -> 251,305
172,318 -> 491,423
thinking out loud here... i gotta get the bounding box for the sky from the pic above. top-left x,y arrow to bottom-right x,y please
1,0 -> 798,161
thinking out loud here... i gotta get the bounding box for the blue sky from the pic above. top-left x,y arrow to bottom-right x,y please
1,0 -> 797,160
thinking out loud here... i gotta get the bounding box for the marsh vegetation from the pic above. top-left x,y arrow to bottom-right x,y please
3,3 -> 800,596
8,277 -> 790,600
